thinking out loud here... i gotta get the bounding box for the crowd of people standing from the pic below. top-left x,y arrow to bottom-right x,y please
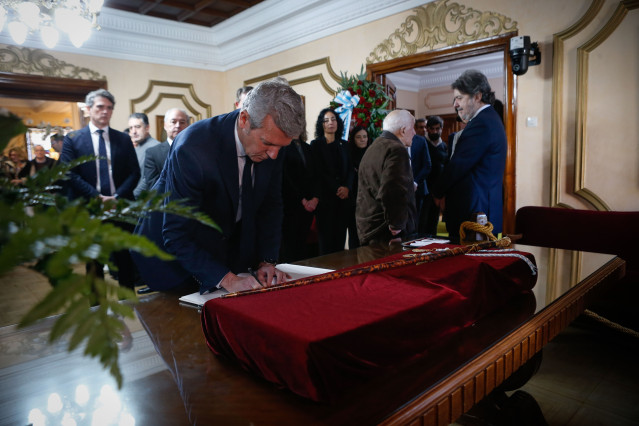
3,69 -> 506,294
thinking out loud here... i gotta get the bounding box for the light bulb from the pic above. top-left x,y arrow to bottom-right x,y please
41,25 -> 59,49
55,8 -> 74,33
68,17 -> 91,48
8,21 -> 29,45
17,2 -> 41,30
47,392 -> 63,413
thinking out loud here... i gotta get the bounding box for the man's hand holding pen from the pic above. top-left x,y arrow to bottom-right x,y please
255,262 -> 289,286
219,263 -> 290,293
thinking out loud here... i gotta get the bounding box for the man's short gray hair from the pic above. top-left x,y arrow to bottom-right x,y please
241,78 -> 306,139
383,109 -> 415,134
164,107 -> 189,122
85,89 -> 115,107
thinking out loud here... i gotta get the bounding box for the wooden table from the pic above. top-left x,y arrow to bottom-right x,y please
133,243 -> 625,425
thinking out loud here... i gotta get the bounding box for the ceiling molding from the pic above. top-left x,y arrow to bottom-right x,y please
0,0 -> 430,71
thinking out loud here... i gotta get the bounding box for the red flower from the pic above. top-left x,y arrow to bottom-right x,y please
368,89 -> 376,97
348,88 -> 355,96
365,101 -> 373,109
357,80 -> 364,86
375,98 -> 384,106
356,88 -> 362,95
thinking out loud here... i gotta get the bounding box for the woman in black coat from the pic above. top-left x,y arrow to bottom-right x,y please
310,108 -> 354,255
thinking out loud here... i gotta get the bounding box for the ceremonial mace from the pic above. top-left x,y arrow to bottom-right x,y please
222,237 -> 512,299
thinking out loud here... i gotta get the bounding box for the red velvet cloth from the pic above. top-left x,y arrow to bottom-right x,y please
201,246 -> 537,401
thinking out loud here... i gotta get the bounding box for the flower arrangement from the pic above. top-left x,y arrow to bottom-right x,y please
331,65 -> 391,140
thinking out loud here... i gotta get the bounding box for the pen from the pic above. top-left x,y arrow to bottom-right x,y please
248,268 -> 262,286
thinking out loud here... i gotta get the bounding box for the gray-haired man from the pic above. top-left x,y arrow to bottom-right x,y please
133,79 -> 306,294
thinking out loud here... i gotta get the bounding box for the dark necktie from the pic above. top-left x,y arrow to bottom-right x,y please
241,156 -> 253,216
295,140 -> 306,166
239,156 -> 255,266
97,129 -> 111,195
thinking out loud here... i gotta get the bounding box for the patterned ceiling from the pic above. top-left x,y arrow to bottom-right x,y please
103,0 -> 268,28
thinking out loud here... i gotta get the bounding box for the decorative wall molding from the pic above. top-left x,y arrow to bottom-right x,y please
367,0 -> 517,63
130,81 -> 211,120
547,0 -> 605,304
574,0 -> 638,211
550,0 -> 604,208
244,57 -> 341,96
545,0 -> 639,302
0,45 -> 105,80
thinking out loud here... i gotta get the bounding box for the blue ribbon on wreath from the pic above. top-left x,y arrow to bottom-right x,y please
333,90 -> 360,140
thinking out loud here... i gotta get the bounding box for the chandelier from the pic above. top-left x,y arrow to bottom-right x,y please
0,0 -> 104,49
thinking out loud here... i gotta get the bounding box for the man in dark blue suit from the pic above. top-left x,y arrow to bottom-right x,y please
410,118 -> 431,235
432,70 -> 507,244
133,79 -> 306,294
423,115 -> 448,236
60,89 -> 141,287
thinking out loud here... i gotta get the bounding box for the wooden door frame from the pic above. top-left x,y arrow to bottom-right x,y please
0,72 -> 107,102
366,33 -> 517,235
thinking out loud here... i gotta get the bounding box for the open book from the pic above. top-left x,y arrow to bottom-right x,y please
178,263 -> 335,307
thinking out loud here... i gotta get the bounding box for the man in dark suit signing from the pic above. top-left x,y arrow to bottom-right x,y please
133,79 -> 306,294
60,88 -> 141,287
432,70 -> 507,244
142,108 -> 189,191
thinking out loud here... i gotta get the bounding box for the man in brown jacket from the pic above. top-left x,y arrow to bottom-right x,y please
356,109 -> 418,245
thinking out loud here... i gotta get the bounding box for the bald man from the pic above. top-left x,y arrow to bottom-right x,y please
356,109 -> 418,245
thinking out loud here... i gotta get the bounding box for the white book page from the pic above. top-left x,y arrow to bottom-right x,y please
178,264 -> 334,307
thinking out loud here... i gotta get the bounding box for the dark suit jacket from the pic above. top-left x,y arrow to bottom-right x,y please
143,141 -> 170,191
282,141 -> 318,210
426,138 -> 448,190
356,131 -> 417,244
133,110 -> 284,292
432,106 -> 506,239
60,126 -> 139,200
410,135 -> 432,197
310,136 -> 354,204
